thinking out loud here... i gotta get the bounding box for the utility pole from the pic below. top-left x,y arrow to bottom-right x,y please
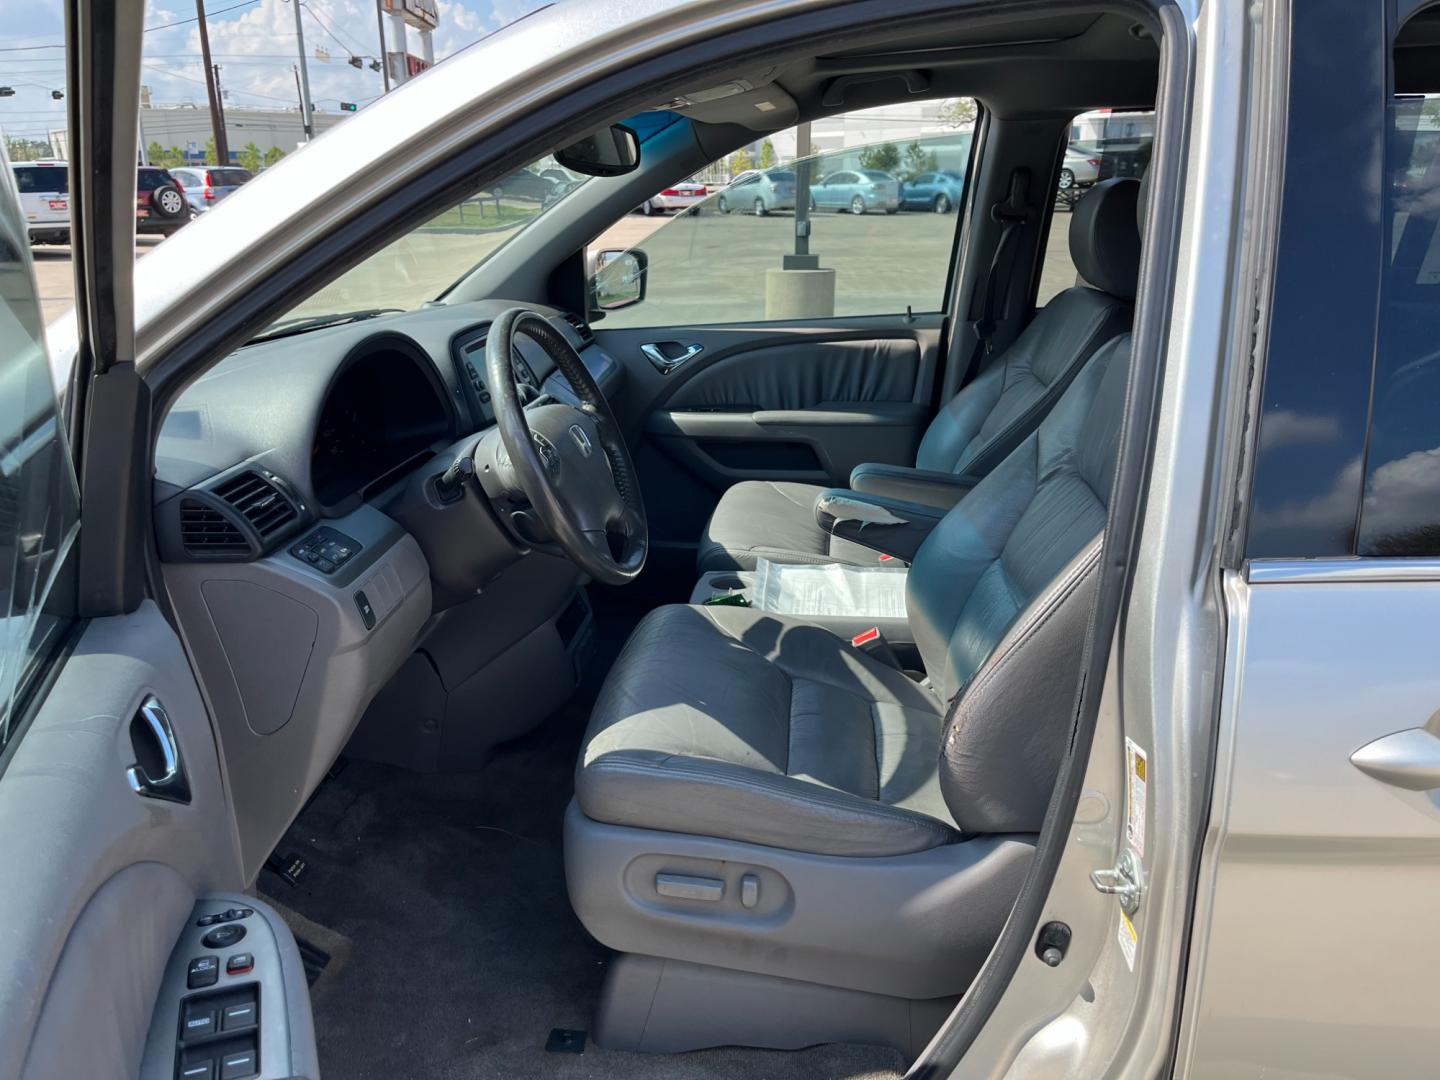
291,0 -> 315,139
195,0 -> 229,163
292,66 -> 313,141
375,0 -> 391,92
211,64 -> 229,162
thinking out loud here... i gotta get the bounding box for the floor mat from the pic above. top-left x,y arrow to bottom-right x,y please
263,611 -> 906,1080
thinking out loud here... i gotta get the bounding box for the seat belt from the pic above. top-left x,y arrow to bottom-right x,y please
961,167 -> 1033,386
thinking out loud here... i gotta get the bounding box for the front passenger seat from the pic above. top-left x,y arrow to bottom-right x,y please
697,176 -> 1140,573
567,328 -> 1135,1055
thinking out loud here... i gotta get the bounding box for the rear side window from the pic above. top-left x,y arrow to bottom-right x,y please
211,168 -> 252,186
1355,83 -> 1440,554
1036,110 -> 1154,306
12,167 -> 68,195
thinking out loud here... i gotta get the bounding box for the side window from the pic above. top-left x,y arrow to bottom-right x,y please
0,155 -> 80,756
588,101 -> 976,327
1356,49 -> 1440,553
1035,109 -> 1155,307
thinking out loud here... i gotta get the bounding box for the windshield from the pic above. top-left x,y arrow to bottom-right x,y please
281,152 -> 590,324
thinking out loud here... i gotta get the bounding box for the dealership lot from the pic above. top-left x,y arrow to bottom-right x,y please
33,203 -> 1076,326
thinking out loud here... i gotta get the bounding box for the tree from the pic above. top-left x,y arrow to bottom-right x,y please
205,137 -> 218,165
937,97 -> 978,129
729,147 -> 753,176
759,138 -> 777,169
238,142 -> 263,173
263,146 -> 287,168
857,142 -> 900,174
903,140 -> 929,178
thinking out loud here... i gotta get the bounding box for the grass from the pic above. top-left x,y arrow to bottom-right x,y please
419,199 -> 539,232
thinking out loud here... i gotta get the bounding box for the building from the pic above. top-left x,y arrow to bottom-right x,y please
137,104 -> 347,162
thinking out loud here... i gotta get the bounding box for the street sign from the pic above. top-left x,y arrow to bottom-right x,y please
382,0 -> 438,30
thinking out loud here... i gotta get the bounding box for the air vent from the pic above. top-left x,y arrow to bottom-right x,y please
179,499 -> 249,556
561,312 -> 595,347
212,470 -> 298,537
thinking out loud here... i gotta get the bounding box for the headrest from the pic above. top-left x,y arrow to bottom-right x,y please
1068,177 -> 1141,301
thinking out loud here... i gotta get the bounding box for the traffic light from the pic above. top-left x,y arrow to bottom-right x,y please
50,89 -> 64,100
0,87 -> 14,97
339,102 -> 357,112
348,56 -> 363,69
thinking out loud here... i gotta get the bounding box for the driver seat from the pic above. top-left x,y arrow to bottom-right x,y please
565,330 -> 1133,1055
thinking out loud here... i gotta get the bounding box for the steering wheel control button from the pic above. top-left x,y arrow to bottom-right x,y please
355,591 -> 377,630
201,923 -> 247,949
182,1004 -> 219,1039
220,1049 -> 258,1079
222,1002 -> 258,1030
187,955 -> 220,989
290,526 -> 361,575
226,952 -> 255,976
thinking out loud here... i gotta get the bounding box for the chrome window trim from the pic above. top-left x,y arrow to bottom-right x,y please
1247,557 -> 1440,583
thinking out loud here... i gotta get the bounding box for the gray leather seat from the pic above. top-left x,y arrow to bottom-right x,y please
697,176 -> 1140,573
578,333 -> 1129,860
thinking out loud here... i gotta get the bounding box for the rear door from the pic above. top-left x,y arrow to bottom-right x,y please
12,163 -> 69,232
1179,6 -> 1440,1074
0,5 -> 315,1078
586,111 -> 974,569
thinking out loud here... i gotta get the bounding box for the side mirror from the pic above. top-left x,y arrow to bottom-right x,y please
555,124 -> 640,178
590,248 -> 648,312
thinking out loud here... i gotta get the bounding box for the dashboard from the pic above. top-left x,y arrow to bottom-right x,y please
152,298 -> 617,561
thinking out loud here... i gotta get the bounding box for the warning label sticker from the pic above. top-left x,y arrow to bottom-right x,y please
1124,737 -> 1148,858
1118,910 -> 1138,971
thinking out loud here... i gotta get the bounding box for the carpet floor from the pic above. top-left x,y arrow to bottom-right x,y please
262,610 -> 907,1080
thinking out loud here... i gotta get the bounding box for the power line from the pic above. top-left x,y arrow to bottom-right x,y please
0,0 -> 265,53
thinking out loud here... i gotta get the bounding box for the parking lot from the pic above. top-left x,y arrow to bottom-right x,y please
32,202 -> 1077,326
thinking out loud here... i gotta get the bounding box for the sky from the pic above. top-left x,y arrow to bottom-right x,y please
0,0 -> 543,145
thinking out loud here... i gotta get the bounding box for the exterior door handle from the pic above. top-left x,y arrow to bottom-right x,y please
1351,727 -> 1440,791
126,696 -> 191,804
640,342 -> 703,373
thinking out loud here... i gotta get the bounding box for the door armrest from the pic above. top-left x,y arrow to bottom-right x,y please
814,490 -> 949,564
848,463 -> 979,511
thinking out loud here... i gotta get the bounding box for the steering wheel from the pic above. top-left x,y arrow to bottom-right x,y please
485,307 -> 647,586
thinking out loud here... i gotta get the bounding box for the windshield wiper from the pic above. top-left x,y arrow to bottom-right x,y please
246,307 -> 404,345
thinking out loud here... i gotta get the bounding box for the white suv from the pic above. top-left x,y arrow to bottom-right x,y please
12,160 -> 69,245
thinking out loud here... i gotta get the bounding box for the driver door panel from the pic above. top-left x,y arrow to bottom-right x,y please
0,603 -> 245,1078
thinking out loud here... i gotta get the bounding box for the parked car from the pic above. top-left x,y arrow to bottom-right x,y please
811,168 -> 901,213
899,169 -> 965,213
490,167 -> 558,205
637,179 -> 708,215
1058,146 -> 1101,191
168,166 -> 253,216
12,160 -> 70,245
716,168 -> 796,214
136,165 -> 189,237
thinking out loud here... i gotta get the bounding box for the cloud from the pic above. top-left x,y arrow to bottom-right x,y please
1257,409 -> 1342,452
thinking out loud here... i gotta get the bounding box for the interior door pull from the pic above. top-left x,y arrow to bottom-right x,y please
641,342 -> 703,373
126,695 -> 191,804
1351,727 -> 1440,791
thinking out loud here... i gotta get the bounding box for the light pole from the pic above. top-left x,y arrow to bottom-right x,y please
291,0 -> 315,140
375,0 -> 391,92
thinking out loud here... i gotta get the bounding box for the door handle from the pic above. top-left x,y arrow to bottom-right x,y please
640,341 -> 703,373
126,696 -> 191,804
1351,727 -> 1440,791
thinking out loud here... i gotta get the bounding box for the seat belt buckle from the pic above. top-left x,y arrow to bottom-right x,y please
851,626 -> 901,668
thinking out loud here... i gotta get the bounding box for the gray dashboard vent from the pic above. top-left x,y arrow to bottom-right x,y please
178,499 -> 248,556
561,312 -> 594,346
213,470 -> 298,537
